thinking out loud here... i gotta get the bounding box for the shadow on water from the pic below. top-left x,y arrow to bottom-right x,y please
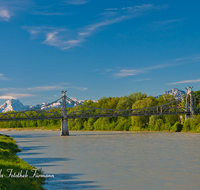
70,131 -> 144,137
43,173 -> 103,190
21,157 -> 71,167
9,133 -> 53,139
20,146 -> 48,152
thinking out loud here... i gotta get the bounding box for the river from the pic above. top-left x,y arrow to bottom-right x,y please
1,131 -> 200,190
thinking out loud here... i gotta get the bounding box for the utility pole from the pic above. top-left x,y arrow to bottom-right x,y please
61,90 -> 69,136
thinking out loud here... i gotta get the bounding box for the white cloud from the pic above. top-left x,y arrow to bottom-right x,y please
0,93 -> 33,99
33,11 -> 67,16
75,87 -> 88,91
0,74 -> 8,80
193,57 -> 200,60
27,85 -> 70,91
115,69 -> 142,77
105,4 -> 153,12
167,79 -> 200,85
134,78 -> 151,81
114,64 -> 171,78
23,4 -> 161,50
105,8 -> 118,11
65,0 -> 88,5
0,9 -> 10,21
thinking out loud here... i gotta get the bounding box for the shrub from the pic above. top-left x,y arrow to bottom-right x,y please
171,122 -> 183,132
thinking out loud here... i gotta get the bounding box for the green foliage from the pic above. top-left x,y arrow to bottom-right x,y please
131,97 -> 157,129
1,91 -> 200,133
183,118 -> 191,132
171,122 -> 183,132
117,91 -> 147,109
157,94 -> 176,105
0,135 -> 46,190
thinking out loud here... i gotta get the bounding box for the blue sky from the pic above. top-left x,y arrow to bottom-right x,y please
0,0 -> 200,105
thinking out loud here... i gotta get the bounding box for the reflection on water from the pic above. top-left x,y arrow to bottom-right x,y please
1,131 -> 200,190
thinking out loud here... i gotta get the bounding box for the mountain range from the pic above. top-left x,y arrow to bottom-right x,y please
0,98 -> 84,113
0,88 -> 185,113
154,88 -> 185,99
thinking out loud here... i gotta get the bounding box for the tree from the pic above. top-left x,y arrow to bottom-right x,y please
117,91 -> 147,110
131,97 -> 157,129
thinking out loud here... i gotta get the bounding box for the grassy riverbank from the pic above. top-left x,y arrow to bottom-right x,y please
0,134 -> 46,190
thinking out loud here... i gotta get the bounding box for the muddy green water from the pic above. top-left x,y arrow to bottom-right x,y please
1,131 -> 200,190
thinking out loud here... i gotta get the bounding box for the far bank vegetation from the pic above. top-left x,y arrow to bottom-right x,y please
0,91 -> 200,132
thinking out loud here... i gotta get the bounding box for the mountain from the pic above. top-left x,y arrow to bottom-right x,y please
0,99 -> 28,113
155,88 -> 185,99
0,98 -> 84,113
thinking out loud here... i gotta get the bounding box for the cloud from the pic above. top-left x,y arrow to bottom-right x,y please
0,83 -> 87,96
32,11 -> 68,16
193,56 -> 200,60
167,79 -> 200,85
23,4 -> 162,50
134,78 -> 151,81
0,74 -> 8,80
105,8 -> 118,11
75,87 -> 88,91
114,64 -> 171,78
64,0 -> 88,5
27,84 -> 70,91
0,93 -> 34,99
115,69 -> 142,77
105,4 -> 153,11
0,0 -> 32,21
0,9 -> 10,21
148,19 -> 185,30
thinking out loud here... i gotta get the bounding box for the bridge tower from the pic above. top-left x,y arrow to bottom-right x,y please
61,90 -> 69,136
185,86 -> 194,120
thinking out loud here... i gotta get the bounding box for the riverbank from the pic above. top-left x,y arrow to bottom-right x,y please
0,134 -> 46,190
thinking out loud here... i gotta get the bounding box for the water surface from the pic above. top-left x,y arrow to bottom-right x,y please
1,131 -> 200,190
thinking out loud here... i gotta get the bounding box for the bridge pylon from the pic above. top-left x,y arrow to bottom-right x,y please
61,90 -> 69,136
185,86 -> 194,120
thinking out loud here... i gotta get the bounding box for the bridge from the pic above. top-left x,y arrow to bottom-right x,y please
0,87 -> 199,136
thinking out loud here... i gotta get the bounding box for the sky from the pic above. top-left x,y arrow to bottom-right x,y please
0,0 -> 200,106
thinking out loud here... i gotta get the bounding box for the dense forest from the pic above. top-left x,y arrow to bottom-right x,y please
0,91 -> 200,132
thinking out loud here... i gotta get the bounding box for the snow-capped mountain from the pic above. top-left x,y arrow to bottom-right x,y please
155,88 -> 185,99
0,98 -> 84,113
0,99 -> 28,113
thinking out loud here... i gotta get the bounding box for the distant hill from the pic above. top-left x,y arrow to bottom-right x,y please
155,88 -> 185,99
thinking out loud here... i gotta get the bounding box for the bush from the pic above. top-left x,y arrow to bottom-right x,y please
171,122 -> 183,132
183,118 -> 191,132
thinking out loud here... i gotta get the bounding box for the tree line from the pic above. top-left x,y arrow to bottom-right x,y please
0,91 -> 200,132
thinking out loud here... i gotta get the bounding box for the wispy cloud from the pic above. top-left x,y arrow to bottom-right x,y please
0,93 -> 34,99
105,4 -> 153,11
167,79 -> 200,85
75,87 -> 88,91
0,9 -> 10,21
115,69 -> 143,77
148,18 -> 185,30
23,4 -> 163,50
27,84 -> 71,91
114,64 -> 171,78
32,11 -> 68,16
134,78 -> 151,81
0,0 -> 32,21
0,74 -> 8,80
0,83 -> 87,95
64,0 -> 88,5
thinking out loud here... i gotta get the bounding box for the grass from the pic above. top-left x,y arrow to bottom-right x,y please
0,134 -> 46,190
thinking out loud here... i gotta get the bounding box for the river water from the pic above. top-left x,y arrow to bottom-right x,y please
1,131 -> 200,190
